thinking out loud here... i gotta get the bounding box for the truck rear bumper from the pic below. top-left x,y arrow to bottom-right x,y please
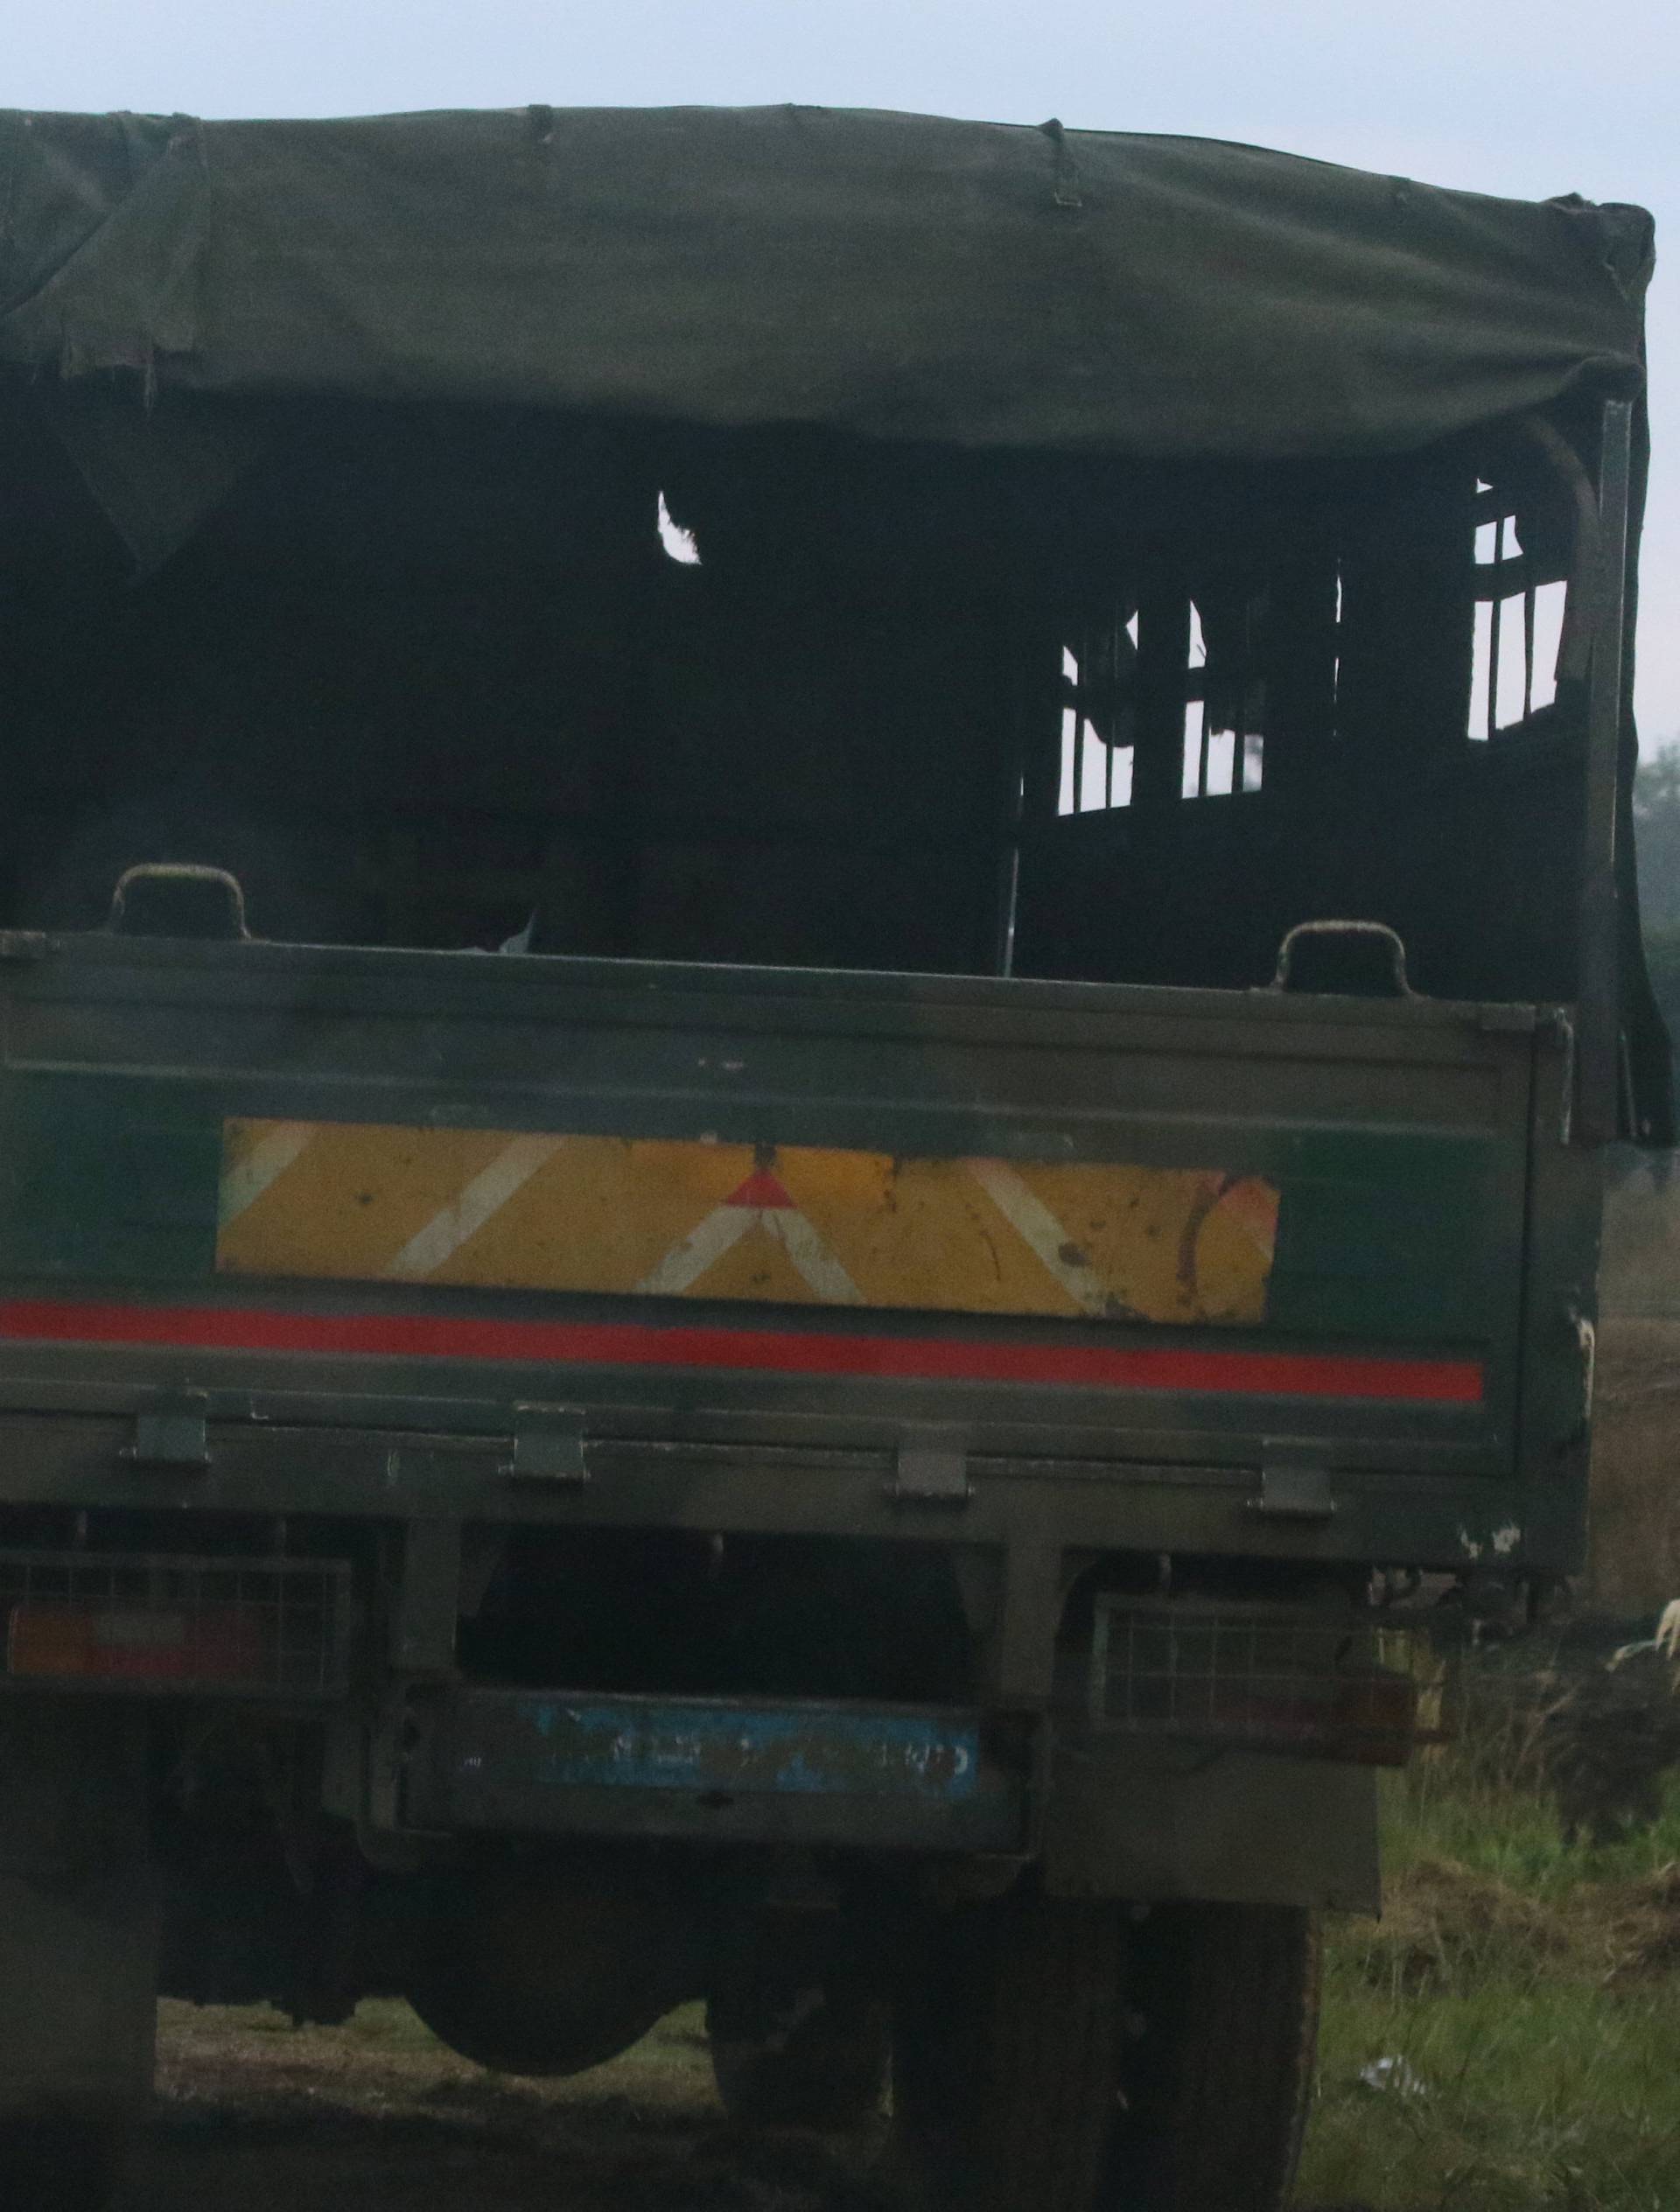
398,1686 -> 1026,1853
357,1683 -> 1380,1911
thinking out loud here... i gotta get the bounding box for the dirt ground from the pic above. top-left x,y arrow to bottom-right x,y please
117,1999 -> 1369,2212
119,2000 -> 892,2212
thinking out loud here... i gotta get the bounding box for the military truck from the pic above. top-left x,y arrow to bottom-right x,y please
0,103 -> 1668,2210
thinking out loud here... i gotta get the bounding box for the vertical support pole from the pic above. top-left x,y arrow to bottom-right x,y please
993,663 -> 1027,979
984,1542 -> 1063,1705
1131,585 -> 1191,815
1522,579 -> 1536,724
1576,397 -> 1634,1146
1261,561 -> 1338,800
1487,514 -> 1505,738
389,1519 -> 462,1676
1007,620 -> 1065,977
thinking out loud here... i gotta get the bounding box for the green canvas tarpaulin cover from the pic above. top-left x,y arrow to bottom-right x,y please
0,103 -> 1652,458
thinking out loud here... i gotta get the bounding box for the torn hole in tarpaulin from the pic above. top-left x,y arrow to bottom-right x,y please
0,113 -> 266,574
30,379 -> 274,577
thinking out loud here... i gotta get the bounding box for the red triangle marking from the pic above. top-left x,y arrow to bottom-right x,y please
724,1167 -> 796,1210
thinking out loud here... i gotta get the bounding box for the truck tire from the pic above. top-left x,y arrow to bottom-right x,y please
1110,1901 -> 1320,2212
707,1983 -> 890,2131
889,1891 -> 1124,2212
405,1852 -> 691,2077
0,1703 -> 158,2212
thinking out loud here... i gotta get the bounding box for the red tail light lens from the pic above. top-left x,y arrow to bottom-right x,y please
8,1601 -> 269,1685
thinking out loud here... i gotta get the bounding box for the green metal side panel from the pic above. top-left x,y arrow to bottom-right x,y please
0,1079 -> 219,1283
1265,1128 -> 1494,1336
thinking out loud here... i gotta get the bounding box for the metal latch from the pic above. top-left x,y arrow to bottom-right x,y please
1249,1451 -> 1335,1522
122,1393 -> 210,1472
887,1432 -> 972,1507
503,1404 -> 589,1485
1569,1306 -> 1597,1428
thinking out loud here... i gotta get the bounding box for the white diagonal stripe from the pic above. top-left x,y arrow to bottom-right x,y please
968,1158 -> 1112,1316
634,1204 -> 755,1295
218,1122 -> 316,1228
383,1134 -> 565,1280
766,1209 -> 865,1303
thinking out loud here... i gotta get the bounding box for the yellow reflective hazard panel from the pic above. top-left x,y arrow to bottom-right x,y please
217,1119 -> 1278,1326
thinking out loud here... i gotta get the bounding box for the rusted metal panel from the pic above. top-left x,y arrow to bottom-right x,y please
502,1696 -> 982,1795
405,1687 -> 1025,1851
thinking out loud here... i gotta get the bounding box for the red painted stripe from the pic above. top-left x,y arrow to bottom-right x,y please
0,1296 -> 1484,1404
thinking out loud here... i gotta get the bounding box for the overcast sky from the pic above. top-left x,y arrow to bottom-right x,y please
5,0 -> 1676,745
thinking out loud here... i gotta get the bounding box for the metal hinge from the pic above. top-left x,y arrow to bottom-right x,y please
1568,1307 -> 1597,1425
122,1393 -> 210,1472
502,1404 -> 589,1485
887,1432 -> 973,1507
1549,1009 -> 1576,1144
1249,1450 -> 1335,1522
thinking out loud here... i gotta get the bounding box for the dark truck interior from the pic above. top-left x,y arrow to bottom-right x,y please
0,386 -> 1648,1027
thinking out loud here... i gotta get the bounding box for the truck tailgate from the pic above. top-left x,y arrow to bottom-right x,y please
0,934 -> 1541,1488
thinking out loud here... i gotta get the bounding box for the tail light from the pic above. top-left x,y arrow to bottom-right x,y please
1087,1597 -> 1438,1766
9,1601 -> 268,1684
0,1551 -> 352,1698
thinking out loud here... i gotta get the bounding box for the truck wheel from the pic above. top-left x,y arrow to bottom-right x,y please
0,1704 -> 158,2212
889,1891 -> 1124,2212
708,1981 -> 890,2131
1110,1902 -> 1320,2212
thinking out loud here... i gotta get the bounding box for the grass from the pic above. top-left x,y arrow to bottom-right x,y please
1299,1747 -> 1680,2212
